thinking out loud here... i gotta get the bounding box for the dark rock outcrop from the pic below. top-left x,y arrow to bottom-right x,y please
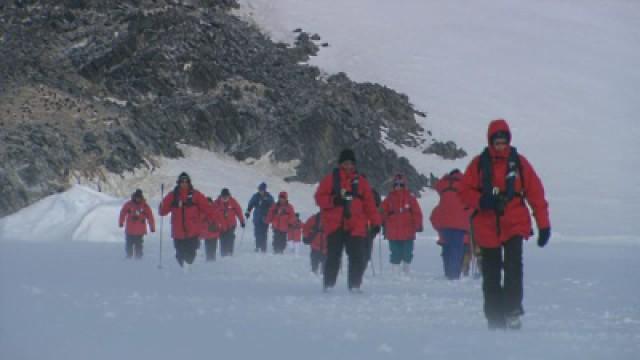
0,0 -> 463,217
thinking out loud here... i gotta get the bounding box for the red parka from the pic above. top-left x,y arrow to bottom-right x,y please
430,171 -> 472,232
266,193 -> 296,233
214,196 -> 245,232
119,199 -> 155,236
459,119 -> 550,248
314,168 -> 381,238
303,213 -> 327,255
381,187 -> 423,241
288,218 -> 302,242
159,186 -> 219,240
200,201 -> 225,240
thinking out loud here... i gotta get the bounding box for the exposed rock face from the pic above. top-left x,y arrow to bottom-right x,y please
0,0 -> 463,217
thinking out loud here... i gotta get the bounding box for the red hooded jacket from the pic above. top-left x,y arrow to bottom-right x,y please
119,199 -> 155,236
303,213 -> 327,254
288,218 -> 302,242
459,119 -> 550,248
200,200 -> 225,240
214,196 -> 245,232
266,192 -> 296,233
430,171 -> 472,232
381,184 -> 423,241
159,186 -> 219,240
314,168 -> 381,238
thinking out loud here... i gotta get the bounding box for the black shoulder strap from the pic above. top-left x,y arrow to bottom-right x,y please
479,147 -> 524,199
313,213 -> 322,233
479,147 -> 493,196
332,168 -> 341,196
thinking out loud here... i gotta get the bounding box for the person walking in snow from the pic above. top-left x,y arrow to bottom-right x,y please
159,172 -> 220,268
381,174 -> 423,274
200,197 -> 225,261
303,212 -> 327,274
459,118 -> 551,330
314,149 -> 381,292
246,182 -> 275,253
214,188 -> 245,257
430,169 -> 473,279
266,191 -> 296,254
119,189 -> 155,259
287,212 -> 303,255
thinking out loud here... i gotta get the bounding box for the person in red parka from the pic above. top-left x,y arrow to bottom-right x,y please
266,191 -> 296,254
303,212 -> 327,274
381,174 -> 423,274
430,169 -> 473,279
214,188 -> 246,257
200,197 -> 225,261
287,213 -> 303,255
119,189 -> 155,259
159,172 -> 220,268
314,149 -> 381,292
459,119 -> 551,330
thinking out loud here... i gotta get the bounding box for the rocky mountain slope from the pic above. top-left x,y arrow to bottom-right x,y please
0,0 -> 464,217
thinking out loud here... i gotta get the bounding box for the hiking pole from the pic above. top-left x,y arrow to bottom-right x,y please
158,183 -> 165,269
378,232 -> 383,275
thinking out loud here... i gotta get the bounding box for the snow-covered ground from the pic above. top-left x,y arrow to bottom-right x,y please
2,1 -> 640,359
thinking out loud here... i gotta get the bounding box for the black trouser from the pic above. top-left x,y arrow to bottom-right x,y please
125,234 -> 143,259
254,222 -> 268,252
220,228 -> 236,256
480,236 -> 524,326
324,230 -> 365,290
310,249 -> 326,274
204,238 -> 218,261
174,237 -> 200,266
272,230 -> 287,254
362,230 -> 375,272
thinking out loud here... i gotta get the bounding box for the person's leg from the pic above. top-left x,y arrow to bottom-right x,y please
204,238 -> 217,261
257,223 -> 268,252
133,236 -> 144,259
448,230 -> 466,279
125,235 -> 134,258
311,249 -> 321,273
388,240 -> 403,266
183,237 -> 199,265
345,235 -> 365,290
174,239 -> 184,267
503,236 -> 524,327
401,240 -> 415,273
481,246 -> 505,329
323,231 -> 346,289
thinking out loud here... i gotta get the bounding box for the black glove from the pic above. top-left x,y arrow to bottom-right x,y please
537,228 -> 551,247
241,222 -> 246,228
333,195 -> 345,207
244,212 -> 250,219
479,193 -> 496,210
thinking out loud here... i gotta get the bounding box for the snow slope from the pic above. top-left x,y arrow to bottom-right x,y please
237,0 -> 640,240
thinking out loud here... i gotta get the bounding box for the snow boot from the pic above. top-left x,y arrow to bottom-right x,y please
402,263 -> 411,274
505,314 -> 522,330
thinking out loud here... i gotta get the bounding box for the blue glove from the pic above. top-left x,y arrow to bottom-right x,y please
537,228 -> 551,247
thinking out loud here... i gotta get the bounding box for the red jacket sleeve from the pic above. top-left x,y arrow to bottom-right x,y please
159,192 -> 175,216
459,156 -> 483,210
144,203 -> 156,232
315,174 -> 336,210
520,155 -> 550,229
193,191 -> 218,223
119,202 -> 129,226
410,195 -> 423,231
232,199 -> 245,225
266,204 -> 276,224
360,179 -> 381,227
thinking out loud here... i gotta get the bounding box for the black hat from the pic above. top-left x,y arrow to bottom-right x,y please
220,188 -> 231,197
132,189 -> 143,200
177,172 -> 191,184
338,149 -> 356,164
